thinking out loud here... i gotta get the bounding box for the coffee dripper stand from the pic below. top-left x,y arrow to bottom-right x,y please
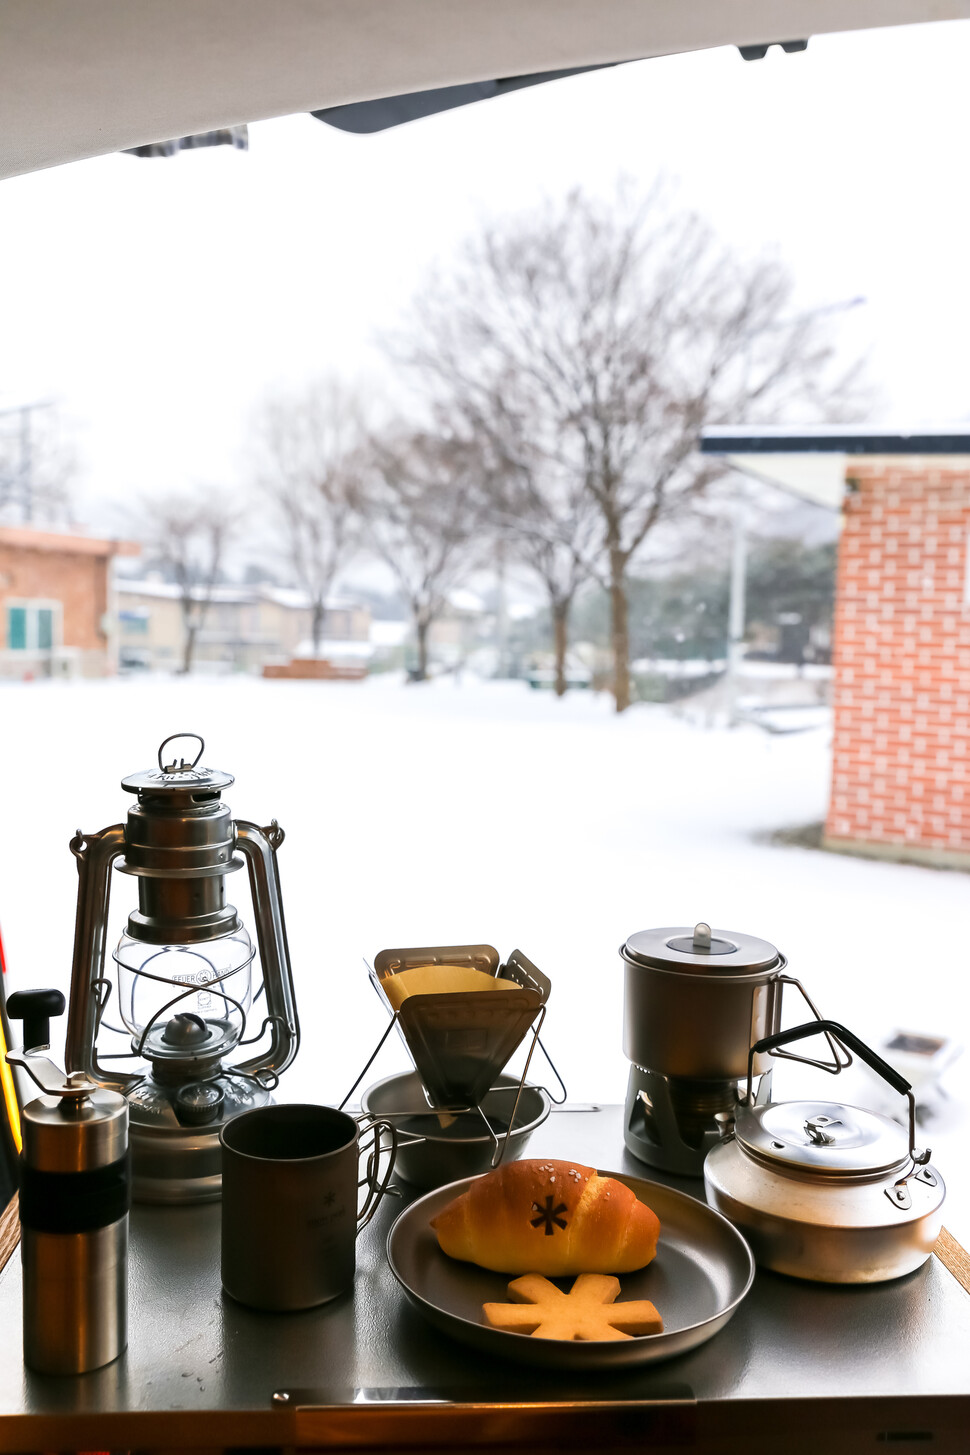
339,945 -> 567,1169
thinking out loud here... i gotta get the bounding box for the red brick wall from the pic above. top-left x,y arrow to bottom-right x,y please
0,541 -> 108,651
826,458 -> 970,857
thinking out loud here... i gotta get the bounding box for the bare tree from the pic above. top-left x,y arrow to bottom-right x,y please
251,379 -> 364,655
361,429 -> 485,681
462,385 -> 599,695
139,491 -> 238,674
398,184 -> 867,711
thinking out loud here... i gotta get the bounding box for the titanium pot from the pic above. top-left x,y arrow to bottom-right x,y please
704,1020 -> 946,1284
621,922 -> 829,1080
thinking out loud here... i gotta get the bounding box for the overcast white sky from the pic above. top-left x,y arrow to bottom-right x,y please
1,18 -> 969,535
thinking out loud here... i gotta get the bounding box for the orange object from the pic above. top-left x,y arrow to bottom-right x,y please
431,1159 -> 660,1275
0,924 -> 22,1154
484,1272 -> 663,1341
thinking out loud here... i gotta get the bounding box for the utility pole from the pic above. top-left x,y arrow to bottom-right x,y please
0,401 -> 50,521
726,504 -> 748,726
494,536 -> 509,678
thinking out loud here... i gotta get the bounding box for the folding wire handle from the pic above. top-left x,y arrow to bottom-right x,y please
770,969 -> 853,1076
355,1114 -> 399,1233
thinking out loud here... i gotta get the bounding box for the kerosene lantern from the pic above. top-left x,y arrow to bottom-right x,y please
65,733 -> 300,1203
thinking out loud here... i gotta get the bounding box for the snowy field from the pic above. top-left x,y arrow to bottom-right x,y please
3,673 -> 967,1238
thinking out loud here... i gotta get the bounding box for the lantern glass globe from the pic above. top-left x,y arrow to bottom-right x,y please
112,928 -> 255,1048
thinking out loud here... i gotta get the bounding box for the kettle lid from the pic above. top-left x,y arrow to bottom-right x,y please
735,1098 -> 909,1177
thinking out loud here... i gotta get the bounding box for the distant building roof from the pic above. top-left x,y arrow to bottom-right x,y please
0,525 -> 140,557
701,425 -> 970,456
117,579 -> 362,609
116,579 -> 252,605
699,425 -> 970,508
447,587 -> 486,614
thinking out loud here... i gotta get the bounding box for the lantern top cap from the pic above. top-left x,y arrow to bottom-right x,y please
120,732 -> 235,796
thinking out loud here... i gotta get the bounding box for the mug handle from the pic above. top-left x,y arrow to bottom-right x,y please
355,1114 -> 398,1235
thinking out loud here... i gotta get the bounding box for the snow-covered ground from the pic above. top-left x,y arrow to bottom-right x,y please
3,673 -> 967,1239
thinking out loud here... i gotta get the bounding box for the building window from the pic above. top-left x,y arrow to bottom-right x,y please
119,608 -> 150,635
7,606 -> 26,650
6,601 -> 59,651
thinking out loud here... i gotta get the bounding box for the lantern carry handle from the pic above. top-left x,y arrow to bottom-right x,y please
233,820 -> 300,1079
66,824 -> 136,1093
157,733 -> 205,773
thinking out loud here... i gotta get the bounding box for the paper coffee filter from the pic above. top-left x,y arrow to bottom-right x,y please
370,946 -> 550,1110
379,964 -> 514,1012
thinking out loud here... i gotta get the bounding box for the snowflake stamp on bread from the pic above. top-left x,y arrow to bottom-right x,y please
530,1196 -> 568,1235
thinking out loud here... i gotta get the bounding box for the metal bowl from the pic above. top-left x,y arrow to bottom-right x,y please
361,1071 -> 551,1189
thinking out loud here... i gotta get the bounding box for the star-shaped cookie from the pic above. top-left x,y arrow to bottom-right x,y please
483,1273 -> 663,1341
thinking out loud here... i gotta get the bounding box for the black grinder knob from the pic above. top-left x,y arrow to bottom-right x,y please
6,989 -> 66,1051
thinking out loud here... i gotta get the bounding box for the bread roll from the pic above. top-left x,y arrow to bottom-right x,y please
431,1159 -> 660,1275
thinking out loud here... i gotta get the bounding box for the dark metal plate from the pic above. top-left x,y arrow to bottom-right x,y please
387,1170 -> 754,1370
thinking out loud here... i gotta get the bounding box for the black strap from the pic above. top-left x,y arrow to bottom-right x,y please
19,1155 -> 130,1233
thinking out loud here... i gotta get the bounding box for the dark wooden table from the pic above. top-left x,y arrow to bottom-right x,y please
1,1105 -> 969,1453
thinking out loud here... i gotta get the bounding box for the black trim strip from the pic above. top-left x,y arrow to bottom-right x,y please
700,434 -> 970,455
19,1155 -> 130,1234
312,63 -> 620,134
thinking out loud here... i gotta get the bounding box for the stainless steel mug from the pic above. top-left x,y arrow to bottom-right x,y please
219,1103 -> 396,1311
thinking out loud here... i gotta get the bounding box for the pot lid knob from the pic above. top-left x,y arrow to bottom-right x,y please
692,922 -> 712,951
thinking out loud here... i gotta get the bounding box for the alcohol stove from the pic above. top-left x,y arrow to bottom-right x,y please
621,921 -> 842,1176
66,734 -> 300,1203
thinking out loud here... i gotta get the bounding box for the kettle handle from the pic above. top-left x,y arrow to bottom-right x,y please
748,1019 -> 910,1097
746,1019 -> 928,1172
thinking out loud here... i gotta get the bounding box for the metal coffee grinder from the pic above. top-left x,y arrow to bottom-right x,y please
620,921 -> 845,1176
6,989 -> 128,1375
65,734 -> 300,1203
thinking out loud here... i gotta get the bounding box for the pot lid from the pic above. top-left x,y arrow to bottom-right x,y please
622,922 -> 781,976
735,1099 -> 909,1177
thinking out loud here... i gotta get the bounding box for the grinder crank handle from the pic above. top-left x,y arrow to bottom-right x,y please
746,1019 -> 927,1169
6,989 -> 66,1052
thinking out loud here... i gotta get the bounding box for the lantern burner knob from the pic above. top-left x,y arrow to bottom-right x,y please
162,1013 -> 210,1048
175,1080 -> 226,1126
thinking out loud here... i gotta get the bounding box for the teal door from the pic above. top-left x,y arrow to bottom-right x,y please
7,607 -> 26,650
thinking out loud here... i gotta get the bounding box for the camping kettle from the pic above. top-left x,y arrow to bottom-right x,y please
704,1019 -> 945,1284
